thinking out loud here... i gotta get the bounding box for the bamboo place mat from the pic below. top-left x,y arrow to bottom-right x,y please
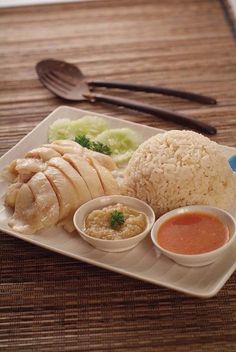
1,0 -> 236,351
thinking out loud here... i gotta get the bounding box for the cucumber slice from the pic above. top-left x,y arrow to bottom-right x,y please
48,118 -> 72,142
95,128 -> 138,165
70,115 -> 108,139
112,150 -> 135,165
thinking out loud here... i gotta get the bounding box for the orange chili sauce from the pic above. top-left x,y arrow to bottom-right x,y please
157,212 -> 229,255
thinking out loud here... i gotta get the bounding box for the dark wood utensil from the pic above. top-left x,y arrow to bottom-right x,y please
36,59 -> 217,135
37,59 -> 217,105
89,80 -> 217,105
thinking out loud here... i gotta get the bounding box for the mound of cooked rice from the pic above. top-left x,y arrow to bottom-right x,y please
123,130 -> 236,216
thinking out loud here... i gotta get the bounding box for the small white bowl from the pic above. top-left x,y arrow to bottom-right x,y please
151,205 -> 236,267
73,195 -> 155,252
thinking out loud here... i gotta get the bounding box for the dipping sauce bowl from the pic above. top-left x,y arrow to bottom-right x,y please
74,195 -> 155,252
151,205 -> 236,267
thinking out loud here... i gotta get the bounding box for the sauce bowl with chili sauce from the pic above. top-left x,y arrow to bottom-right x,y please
151,205 -> 236,267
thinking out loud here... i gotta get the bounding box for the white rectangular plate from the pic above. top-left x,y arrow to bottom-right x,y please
1,106 -> 236,298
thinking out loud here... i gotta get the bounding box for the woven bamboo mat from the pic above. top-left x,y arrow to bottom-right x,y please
0,0 -> 236,350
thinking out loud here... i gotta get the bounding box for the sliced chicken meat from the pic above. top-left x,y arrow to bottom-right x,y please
61,217 -> 76,233
14,158 -> 46,182
87,157 -> 120,196
5,138 -> 121,235
53,140 -> 116,171
63,154 -> 104,198
28,172 -> 60,227
25,146 -> 61,161
83,149 -> 116,171
3,160 -> 18,182
3,158 -> 46,183
9,183 -> 41,235
48,157 -> 91,205
52,139 -> 83,148
44,143 -> 82,156
16,158 -> 46,182
44,166 -> 78,221
5,182 -> 22,208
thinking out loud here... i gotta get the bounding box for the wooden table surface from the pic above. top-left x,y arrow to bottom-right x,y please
1,0 -> 236,351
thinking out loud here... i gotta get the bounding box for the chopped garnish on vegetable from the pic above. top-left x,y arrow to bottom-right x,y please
75,134 -> 112,155
74,135 -> 91,149
48,115 -> 139,164
91,141 -> 112,155
110,210 -> 125,228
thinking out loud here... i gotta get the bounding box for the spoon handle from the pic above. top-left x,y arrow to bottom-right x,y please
84,92 -> 217,135
88,80 -> 217,105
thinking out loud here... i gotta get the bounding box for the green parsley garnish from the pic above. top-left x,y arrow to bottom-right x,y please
110,210 -> 125,229
91,141 -> 112,155
75,135 -> 112,155
75,135 -> 91,149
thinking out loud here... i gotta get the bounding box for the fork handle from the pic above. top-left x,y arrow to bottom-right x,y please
84,92 -> 217,135
88,80 -> 217,105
